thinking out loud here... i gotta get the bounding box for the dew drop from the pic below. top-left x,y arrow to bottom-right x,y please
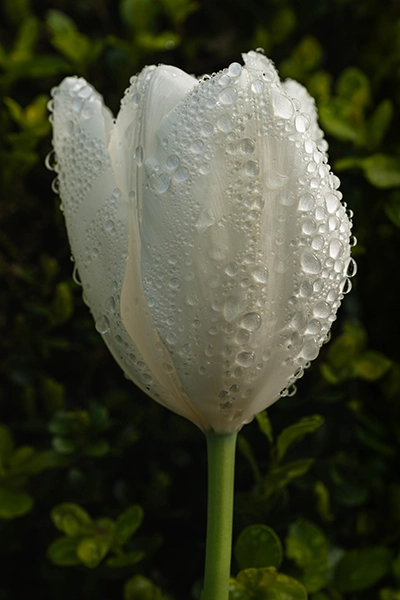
301,339 -> 319,360
245,160 -> 259,177
236,351 -> 255,367
135,145 -> 144,166
272,90 -> 294,119
295,114 -> 310,132
251,266 -> 269,283
218,87 -> 238,105
195,208 -> 215,233
299,193 -> 315,211
163,362 -> 175,374
166,154 -> 180,170
174,167 -> 189,182
217,114 -> 235,132
223,296 -> 243,321
299,280 -> 313,298
329,239 -> 344,259
240,138 -> 255,154
191,139 -> 204,154
346,258 -> 357,278
302,219 -> 317,235
341,278 -> 352,294
95,315 -> 110,334
301,251 -> 321,274
241,312 -> 262,331
251,79 -> 264,94
154,173 -> 171,193
325,192 -> 340,214
228,62 -> 242,77
313,301 -> 331,319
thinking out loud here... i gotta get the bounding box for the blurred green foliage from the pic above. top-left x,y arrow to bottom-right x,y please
1,0 -> 400,598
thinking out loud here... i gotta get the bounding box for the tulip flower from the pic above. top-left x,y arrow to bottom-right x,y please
49,51 -> 354,600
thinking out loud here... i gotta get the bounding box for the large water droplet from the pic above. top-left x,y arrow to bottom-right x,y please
217,114 -> 235,132
346,258 -> 357,278
195,208 -> 215,233
299,193 -> 315,211
154,173 -> 171,193
301,251 -> 321,274
95,315 -> 110,334
313,301 -> 331,319
223,296 -> 244,321
329,239 -> 344,259
218,87 -> 238,105
301,339 -> 319,360
236,351 -> 255,367
251,266 -> 269,283
240,138 -> 255,154
174,167 -> 189,182
272,90 -> 294,119
241,312 -> 262,331
325,192 -> 340,214
228,62 -> 242,77
135,145 -> 144,166
166,154 -> 180,170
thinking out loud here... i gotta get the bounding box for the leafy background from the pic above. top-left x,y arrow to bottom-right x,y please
1,0 -> 400,598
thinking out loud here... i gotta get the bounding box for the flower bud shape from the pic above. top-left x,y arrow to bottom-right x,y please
49,51 -> 354,434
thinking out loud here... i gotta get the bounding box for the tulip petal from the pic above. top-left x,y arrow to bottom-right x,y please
133,52 -> 352,433
52,76 -> 207,429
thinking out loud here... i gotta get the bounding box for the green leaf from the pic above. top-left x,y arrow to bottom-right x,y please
256,411 -> 273,443
77,536 -> 110,568
236,568 -> 308,599
51,503 -> 93,537
335,546 -> 392,592
82,439 -> 110,457
361,154 -> 400,189
52,436 -> 76,454
366,99 -> 394,150
0,486 -> 33,519
276,415 -> 324,462
286,519 -> 330,593
124,574 -> 166,600
336,67 -> 370,107
115,504 -> 143,544
107,550 -> 145,567
354,350 -> 392,380
235,525 -> 283,570
380,590 -> 400,600
313,481 -> 334,522
47,536 -> 80,566
392,550 -> 400,585
263,459 -> 315,497
160,0 -> 199,25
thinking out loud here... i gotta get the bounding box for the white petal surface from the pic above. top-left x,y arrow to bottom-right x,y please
52,76 -> 207,429
131,52 -> 352,433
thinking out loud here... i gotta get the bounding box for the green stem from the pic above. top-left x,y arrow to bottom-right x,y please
203,431 -> 238,600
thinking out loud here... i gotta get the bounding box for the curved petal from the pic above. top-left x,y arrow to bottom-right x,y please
52,76 -> 207,429
131,52 -> 352,433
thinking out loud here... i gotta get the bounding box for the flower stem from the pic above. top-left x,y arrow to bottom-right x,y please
203,431 -> 238,600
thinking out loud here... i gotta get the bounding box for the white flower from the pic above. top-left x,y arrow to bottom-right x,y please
50,51 -> 354,434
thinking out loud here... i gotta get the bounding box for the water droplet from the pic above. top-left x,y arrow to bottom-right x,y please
272,90 -> 294,119
313,301 -> 330,319
223,296 -> 244,321
95,315 -> 110,335
306,319 -> 321,335
251,80 -> 264,94
195,208 -> 215,233
236,329 -> 250,344
218,87 -> 238,105
245,160 -> 259,177
174,167 -> 189,182
217,114 -> 235,132
299,193 -> 315,211
199,163 -> 210,175
169,277 -> 180,289
299,280 -> 313,298
311,235 -> 324,251
191,139 -> 204,154
166,332 -> 177,345
201,122 -> 214,137
205,344 -> 214,357
301,339 -> 319,360
251,266 -> 269,283
209,244 -> 229,261
228,62 -> 242,77
329,239 -> 344,259
240,138 -> 255,154
219,401 -> 233,410
135,145 -> 144,166
302,219 -> 317,235
225,262 -> 238,277
106,296 -> 116,313
178,343 -> 191,357
124,122 -> 134,147
341,278 -> 352,294
291,310 -> 308,330
72,265 -> 82,285
45,150 -> 57,171
163,362 -> 175,374
236,351 -> 255,367
295,114 -> 310,132
154,173 -> 171,193
325,192 -> 340,214
166,154 -> 180,170
241,312 -> 262,331
346,258 -> 357,278
301,251 -> 321,274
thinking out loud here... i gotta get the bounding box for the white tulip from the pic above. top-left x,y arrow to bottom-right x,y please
50,51 -> 354,435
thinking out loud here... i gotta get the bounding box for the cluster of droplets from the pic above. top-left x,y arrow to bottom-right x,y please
136,51 -> 355,429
